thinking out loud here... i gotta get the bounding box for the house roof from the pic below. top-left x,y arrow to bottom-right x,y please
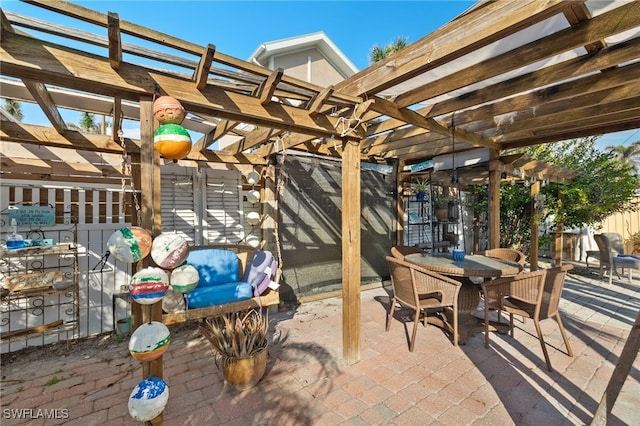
248,31 -> 358,79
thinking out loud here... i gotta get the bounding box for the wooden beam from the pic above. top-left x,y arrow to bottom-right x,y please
22,79 -> 67,134
591,309 -> 640,425
107,12 -> 121,70
369,98 -> 498,150
426,36 -> 640,120
194,44 -> 216,90
256,68 -> 284,105
393,2 -> 639,108
0,30 -> 362,140
307,85 -> 335,117
222,128 -> 284,154
1,9 -> 15,33
0,121 -> 267,164
335,0 -> 570,96
342,138 -> 361,365
22,0 -> 362,105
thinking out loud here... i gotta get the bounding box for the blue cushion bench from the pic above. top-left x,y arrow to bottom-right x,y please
162,245 -> 280,325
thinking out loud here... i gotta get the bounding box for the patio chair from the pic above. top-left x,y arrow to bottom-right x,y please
593,234 -> 640,284
391,245 -> 423,260
386,256 -> 461,351
481,266 -> 574,372
481,248 -> 526,266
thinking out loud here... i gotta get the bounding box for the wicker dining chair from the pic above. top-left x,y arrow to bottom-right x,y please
481,265 -> 574,372
481,248 -> 527,266
386,256 -> 461,351
391,245 -> 423,260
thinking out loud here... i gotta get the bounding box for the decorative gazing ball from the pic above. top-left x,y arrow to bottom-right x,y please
107,227 -> 153,263
246,211 -> 260,226
154,124 -> 192,160
128,377 -> 169,422
128,321 -> 171,362
153,96 -> 185,124
151,233 -> 190,270
130,267 -> 169,305
170,264 -> 199,293
246,189 -> 260,204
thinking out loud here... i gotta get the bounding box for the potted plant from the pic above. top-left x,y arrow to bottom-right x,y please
199,309 -> 269,389
413,178 -> 429,201
433,196 -> 449,221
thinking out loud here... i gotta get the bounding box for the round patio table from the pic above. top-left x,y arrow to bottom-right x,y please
404,253 -> 523,343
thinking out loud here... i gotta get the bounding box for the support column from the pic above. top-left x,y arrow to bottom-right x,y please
342,138 -> 361,365
554,190 -> 565,267
393,160 -> 404,246
263,164 -> 276,252
488,155 -> 501,249
530,181 -> 540,271
138,95 -> 163,425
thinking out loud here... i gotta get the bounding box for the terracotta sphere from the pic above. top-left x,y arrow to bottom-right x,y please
153,96 -> 185,124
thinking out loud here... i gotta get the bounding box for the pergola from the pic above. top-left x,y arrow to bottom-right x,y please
1,0 -> 639,370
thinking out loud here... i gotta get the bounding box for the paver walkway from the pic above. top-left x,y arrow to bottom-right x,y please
1,263 -> 639,425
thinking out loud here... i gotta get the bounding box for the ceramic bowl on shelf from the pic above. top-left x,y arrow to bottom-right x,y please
452,249 -> 465,261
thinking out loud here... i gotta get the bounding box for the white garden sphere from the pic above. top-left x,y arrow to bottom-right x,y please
246,211 -> 260,226
246,190 -> 260,204
170,264 -> 199,293
128,377 -> 169,422
151,232 -> 189,270
129,267 -> 169,305
246,171 -> 260,185
128,321 -> 171,362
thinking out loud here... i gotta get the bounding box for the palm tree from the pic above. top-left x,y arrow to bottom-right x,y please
79,112 -> 97,133
607,140 -> 640,174
3,99 -> 23,121
369,36 -> 408,64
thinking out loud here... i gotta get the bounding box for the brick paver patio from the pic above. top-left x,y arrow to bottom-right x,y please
1,262 -> 639,425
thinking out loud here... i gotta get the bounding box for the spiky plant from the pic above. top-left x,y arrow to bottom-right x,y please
200,310 -> 268,358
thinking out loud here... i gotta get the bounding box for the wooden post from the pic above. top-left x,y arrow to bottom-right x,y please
342,139 -> 361,365
263,164 -> 276,252
530,181 -> 540,271
138,95 -> 163,425
554,190 -> 565,267
393,160 -> 403,246
488,155 -> 501,249
591,309 -> 640,425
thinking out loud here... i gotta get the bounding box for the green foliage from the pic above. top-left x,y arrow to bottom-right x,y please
45,376 -> 60,386
467,137 -> 639,250
369,36 -> 408,63
3,99 -> 23,121
200,310 -> 269,358
533,137 -> 640,229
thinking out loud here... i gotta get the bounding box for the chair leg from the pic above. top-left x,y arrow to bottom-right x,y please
509,313 -> 515,338
409,309 -> 420,352
452,305 -> 458,346
386,296 -> 396,332
484,298 -> 490,348
555,313 -> 573,357
533,317 -> 553,372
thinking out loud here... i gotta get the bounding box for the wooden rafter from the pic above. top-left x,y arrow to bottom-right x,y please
0,29 -> 363,140
22,79 -> 67,134
335,0 -> 570,96
393,2 -> 639,108
107,12 -> 121,70
194,44 -> 216,90
255,68 -> 284,105
308,86 -> 335,117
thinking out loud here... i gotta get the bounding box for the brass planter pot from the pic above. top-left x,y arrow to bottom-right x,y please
221,345 -> 268,389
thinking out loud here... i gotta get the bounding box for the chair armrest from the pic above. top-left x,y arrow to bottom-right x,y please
411,268 -> 461,305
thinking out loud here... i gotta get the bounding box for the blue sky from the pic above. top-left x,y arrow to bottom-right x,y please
3,0 -> 638,148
